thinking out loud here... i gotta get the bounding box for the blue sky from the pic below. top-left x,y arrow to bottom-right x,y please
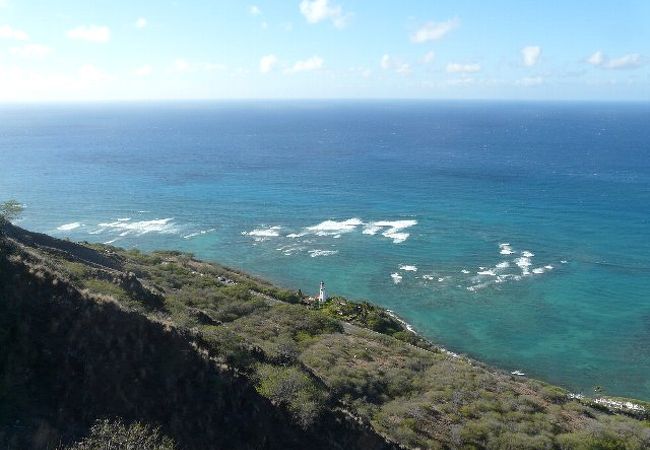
0,0 -> 648,101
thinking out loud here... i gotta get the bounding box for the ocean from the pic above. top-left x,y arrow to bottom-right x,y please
1,100 -> 649,399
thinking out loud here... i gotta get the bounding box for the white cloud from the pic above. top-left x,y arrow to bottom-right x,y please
259,54 -> 278,73
169,59 -> 224,74
396,63 -> 411,76
201,62 -> 226,72
0,64 -> 112,101
380,54 -> 411,76
422,51 -> 435,64
173,59 -> 191,73
135,18 -> 148,29
587,51 -> 643,70
79,64 -> 111,83
587,50 -> 604,66
446,62 -> 481,73
516,76 -> 544,86
446,77 -> 475,86
380,54 -> 392,70
134,65 -> 152,76
67,25 -> 110,43
360,68 -> 372,78
284,55 -> 324,74
9,43 -> 50,59
521,46 -> 541,67
410,18 -> 459,43
346,66 -> 371,78
0,25 -> 29,41
249,5 -> 262,15
605,53 -> 641,69
299,0 -> 349,28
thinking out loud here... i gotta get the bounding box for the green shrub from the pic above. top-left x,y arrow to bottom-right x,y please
82,279 -> 128,300
0,199 -> 23,225
64,418 -> 176,450
255,363 -> 325,428
488,431 -> 554,450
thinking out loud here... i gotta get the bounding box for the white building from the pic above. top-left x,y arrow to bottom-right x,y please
318,280 -> 327,304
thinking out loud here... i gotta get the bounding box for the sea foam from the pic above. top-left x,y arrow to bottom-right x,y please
499,243 -> 514,255
306,218 -> 362,236
57,222 -> 82,231
96,218 -> 177,236
366,219 -> 417,244
183,228 -> 216,239
308,249 -> 339,258
242,226 -> 282,241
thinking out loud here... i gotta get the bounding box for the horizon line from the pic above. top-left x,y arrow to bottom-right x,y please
1,97 -> 649,105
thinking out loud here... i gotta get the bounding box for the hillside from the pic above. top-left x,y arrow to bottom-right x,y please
1,223 -> 649,449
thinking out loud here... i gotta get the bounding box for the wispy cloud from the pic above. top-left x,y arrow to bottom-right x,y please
9,43 -> 50,58
606,53 -> 642,69
67,25 -> 110,43
79,64 -> 111,83
259,54 -> 278,73
0,64 -> 112,101
135,18 -> 148,29
587,51 -> 604,66
380,54 -> 411,76
516,76 -> 544,86
349,66 -> 372,78
284,56 -> 324,74
299,0 -> 349,28
134,65 -> 152,77
422,51 -> 435,64
249,5 -> 262,16
410,18 -> 459,43
446,62 -> 481,73
587,50 -> 643,70
173,59 -> 191,73
521,46 -> 541,67
380,54 -> 392,70
0,25 -> 29,41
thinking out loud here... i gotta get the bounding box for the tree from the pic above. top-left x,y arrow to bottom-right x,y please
0,199 -> 23,225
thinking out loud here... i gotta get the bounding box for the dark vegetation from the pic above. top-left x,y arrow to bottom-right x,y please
1,221 -> 649,449
0,199 -> 23,226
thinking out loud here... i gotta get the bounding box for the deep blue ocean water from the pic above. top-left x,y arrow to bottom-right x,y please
1,101 -> 649,399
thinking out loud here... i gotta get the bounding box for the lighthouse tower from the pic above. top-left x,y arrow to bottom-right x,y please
318,281 -> 327,305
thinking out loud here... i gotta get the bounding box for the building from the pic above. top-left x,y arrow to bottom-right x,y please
318,280 -> 327,305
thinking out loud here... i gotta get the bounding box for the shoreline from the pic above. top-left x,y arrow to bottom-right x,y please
3,222 -> 649,419
382,309 -> 648,415
4,222 -> 650,449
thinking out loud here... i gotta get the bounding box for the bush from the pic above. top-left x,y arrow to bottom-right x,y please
489,431 -> 554,449
64,418 -> 176,450
0,199 -> 23,225
255,363 -> 326,428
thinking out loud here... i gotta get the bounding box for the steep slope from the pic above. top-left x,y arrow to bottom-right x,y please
1,224 -> 649,449
0,227 -> 395,450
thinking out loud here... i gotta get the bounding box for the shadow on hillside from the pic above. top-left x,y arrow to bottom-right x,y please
0,238 -> 394,450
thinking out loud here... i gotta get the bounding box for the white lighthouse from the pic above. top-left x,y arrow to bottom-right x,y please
318,280 -> 327,305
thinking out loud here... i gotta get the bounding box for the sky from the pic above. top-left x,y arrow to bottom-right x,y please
0,0 -> 649,101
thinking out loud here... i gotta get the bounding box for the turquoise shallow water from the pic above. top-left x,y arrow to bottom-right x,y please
1,101 -> 649,399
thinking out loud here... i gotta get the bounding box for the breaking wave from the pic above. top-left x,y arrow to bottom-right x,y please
57,222 -> 82,231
